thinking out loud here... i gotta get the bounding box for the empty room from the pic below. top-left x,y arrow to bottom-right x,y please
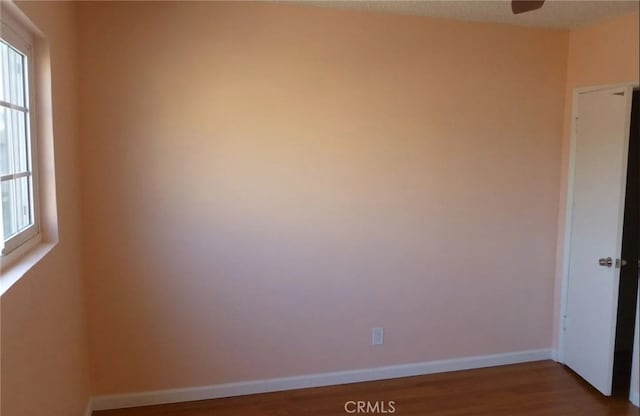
0,0 -> 639,415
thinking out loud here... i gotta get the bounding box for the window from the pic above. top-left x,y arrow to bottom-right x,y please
0,19 -> 39,257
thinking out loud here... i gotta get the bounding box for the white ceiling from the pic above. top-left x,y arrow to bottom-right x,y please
289,0 -> 639,29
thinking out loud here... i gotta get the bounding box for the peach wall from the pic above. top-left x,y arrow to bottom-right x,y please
78,2 -> 569,395
567,12 -> 639,88
552,12 -> 640,349
1,2 -> 90,416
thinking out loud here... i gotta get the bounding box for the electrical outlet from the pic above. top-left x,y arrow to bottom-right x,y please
372,327 -> 384,345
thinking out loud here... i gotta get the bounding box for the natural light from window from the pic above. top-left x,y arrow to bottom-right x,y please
0,35 -> 38,256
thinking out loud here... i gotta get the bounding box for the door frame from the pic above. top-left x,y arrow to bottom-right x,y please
558,81 -> 639,365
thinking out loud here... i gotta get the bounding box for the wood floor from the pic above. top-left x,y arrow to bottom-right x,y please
94,361 -> 638,415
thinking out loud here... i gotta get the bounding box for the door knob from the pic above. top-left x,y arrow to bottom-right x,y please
615,259 -> 628,268
598,257 -> 613,267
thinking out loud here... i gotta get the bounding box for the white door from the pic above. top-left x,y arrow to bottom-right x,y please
564,86 -> 633,395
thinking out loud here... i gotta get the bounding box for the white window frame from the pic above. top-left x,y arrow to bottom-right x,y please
0,14 -> 41,259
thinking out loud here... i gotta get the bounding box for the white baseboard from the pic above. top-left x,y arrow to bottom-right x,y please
90,348 -> 551,411
631,391 -> 639,408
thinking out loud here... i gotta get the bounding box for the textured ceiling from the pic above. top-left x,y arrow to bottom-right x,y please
289,0 -> 639,29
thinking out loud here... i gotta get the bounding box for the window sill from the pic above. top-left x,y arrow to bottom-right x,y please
0,238 -> 56,296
